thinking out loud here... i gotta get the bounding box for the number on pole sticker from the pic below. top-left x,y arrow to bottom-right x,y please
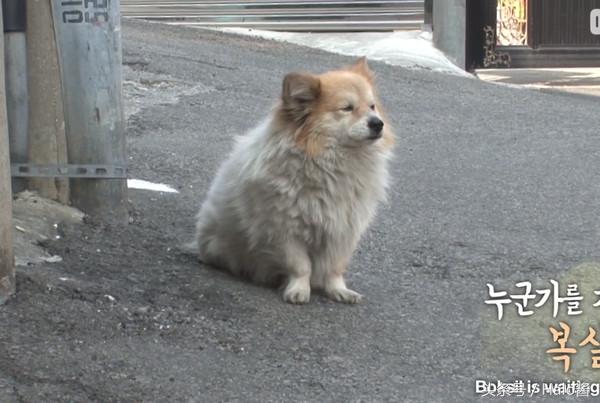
61,0 -> 109,24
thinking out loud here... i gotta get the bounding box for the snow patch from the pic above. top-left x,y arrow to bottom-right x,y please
128,179 -> 179,194
209,28 -> 471,77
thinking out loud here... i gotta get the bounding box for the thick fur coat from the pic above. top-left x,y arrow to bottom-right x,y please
192,58 -> 394,304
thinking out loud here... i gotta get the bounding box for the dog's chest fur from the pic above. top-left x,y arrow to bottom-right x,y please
236,124 -> 390,250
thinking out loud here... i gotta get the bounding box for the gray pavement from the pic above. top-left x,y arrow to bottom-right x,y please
1,19 -> 600,402
477,67 -> 600,98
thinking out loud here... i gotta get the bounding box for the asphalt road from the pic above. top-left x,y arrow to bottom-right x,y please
1,19 -> 600,402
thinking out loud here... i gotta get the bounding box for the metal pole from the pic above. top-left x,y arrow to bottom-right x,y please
3,0 -> 28,193
0,1 -> 15,305
51,0 -> 128,222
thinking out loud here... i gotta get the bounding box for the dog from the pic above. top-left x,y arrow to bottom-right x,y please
191,57 -> 394,304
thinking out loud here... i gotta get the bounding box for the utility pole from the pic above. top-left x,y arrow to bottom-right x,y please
23,0 -> 127,221
0,1 -> 15,305
51,0 -> 128,222
26,0 -> 70,204
3,0 -> 27,193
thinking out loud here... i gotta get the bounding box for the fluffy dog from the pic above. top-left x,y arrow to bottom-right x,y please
192,57 -> 394,304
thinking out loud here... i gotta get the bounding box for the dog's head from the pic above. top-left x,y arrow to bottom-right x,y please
278,57 -> 394,156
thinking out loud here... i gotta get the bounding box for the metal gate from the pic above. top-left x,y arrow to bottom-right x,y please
121,0 -> 424,31
467,0 -> 600,68
529,0 -> 600,47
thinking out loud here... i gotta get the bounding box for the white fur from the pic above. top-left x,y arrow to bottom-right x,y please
192,112 -> 391,304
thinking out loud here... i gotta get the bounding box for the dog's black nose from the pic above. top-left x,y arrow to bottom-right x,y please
367,116 -> 383,140
368,117 -> 384,132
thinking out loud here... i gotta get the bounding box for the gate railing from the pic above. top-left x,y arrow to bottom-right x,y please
121,0 -> 425,31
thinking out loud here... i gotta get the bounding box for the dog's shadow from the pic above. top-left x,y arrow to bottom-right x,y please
172,243 -> 345,305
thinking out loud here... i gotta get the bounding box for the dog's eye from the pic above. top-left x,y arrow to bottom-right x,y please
342,105 -> 354,112
370,104 -> 376,110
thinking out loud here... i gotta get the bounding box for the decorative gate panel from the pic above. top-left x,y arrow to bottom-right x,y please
496,0 -> 528,46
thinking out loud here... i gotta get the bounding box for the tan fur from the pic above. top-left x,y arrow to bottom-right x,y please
279,60 -> 394,157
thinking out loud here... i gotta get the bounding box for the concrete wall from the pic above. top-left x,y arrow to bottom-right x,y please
433,0 -> 467,70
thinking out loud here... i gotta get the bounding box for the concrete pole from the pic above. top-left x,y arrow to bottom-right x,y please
26,0 -> 69,204
0,2 -> 15,305
3,0 -> 28,193
51,0 -> 128,223
433,0 -> 467,69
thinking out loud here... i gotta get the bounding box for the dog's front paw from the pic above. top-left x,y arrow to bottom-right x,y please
326,287 -> 363,304
283,279 -> 311,304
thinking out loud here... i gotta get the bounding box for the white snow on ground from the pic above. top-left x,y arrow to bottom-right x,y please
208,28 -> 471,77
127,179 -> 179,193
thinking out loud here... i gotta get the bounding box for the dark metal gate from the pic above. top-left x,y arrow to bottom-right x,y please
530,0 -> 600,47
467,0 -> 600,68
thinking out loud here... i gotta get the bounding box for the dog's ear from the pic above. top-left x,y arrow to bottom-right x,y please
281,73 -> 321,119
349,57 -> 375,83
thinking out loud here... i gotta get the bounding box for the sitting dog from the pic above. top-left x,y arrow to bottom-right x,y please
192,57 -> 394,304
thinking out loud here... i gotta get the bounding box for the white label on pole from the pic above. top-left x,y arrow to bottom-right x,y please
592,9 -> 600,35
